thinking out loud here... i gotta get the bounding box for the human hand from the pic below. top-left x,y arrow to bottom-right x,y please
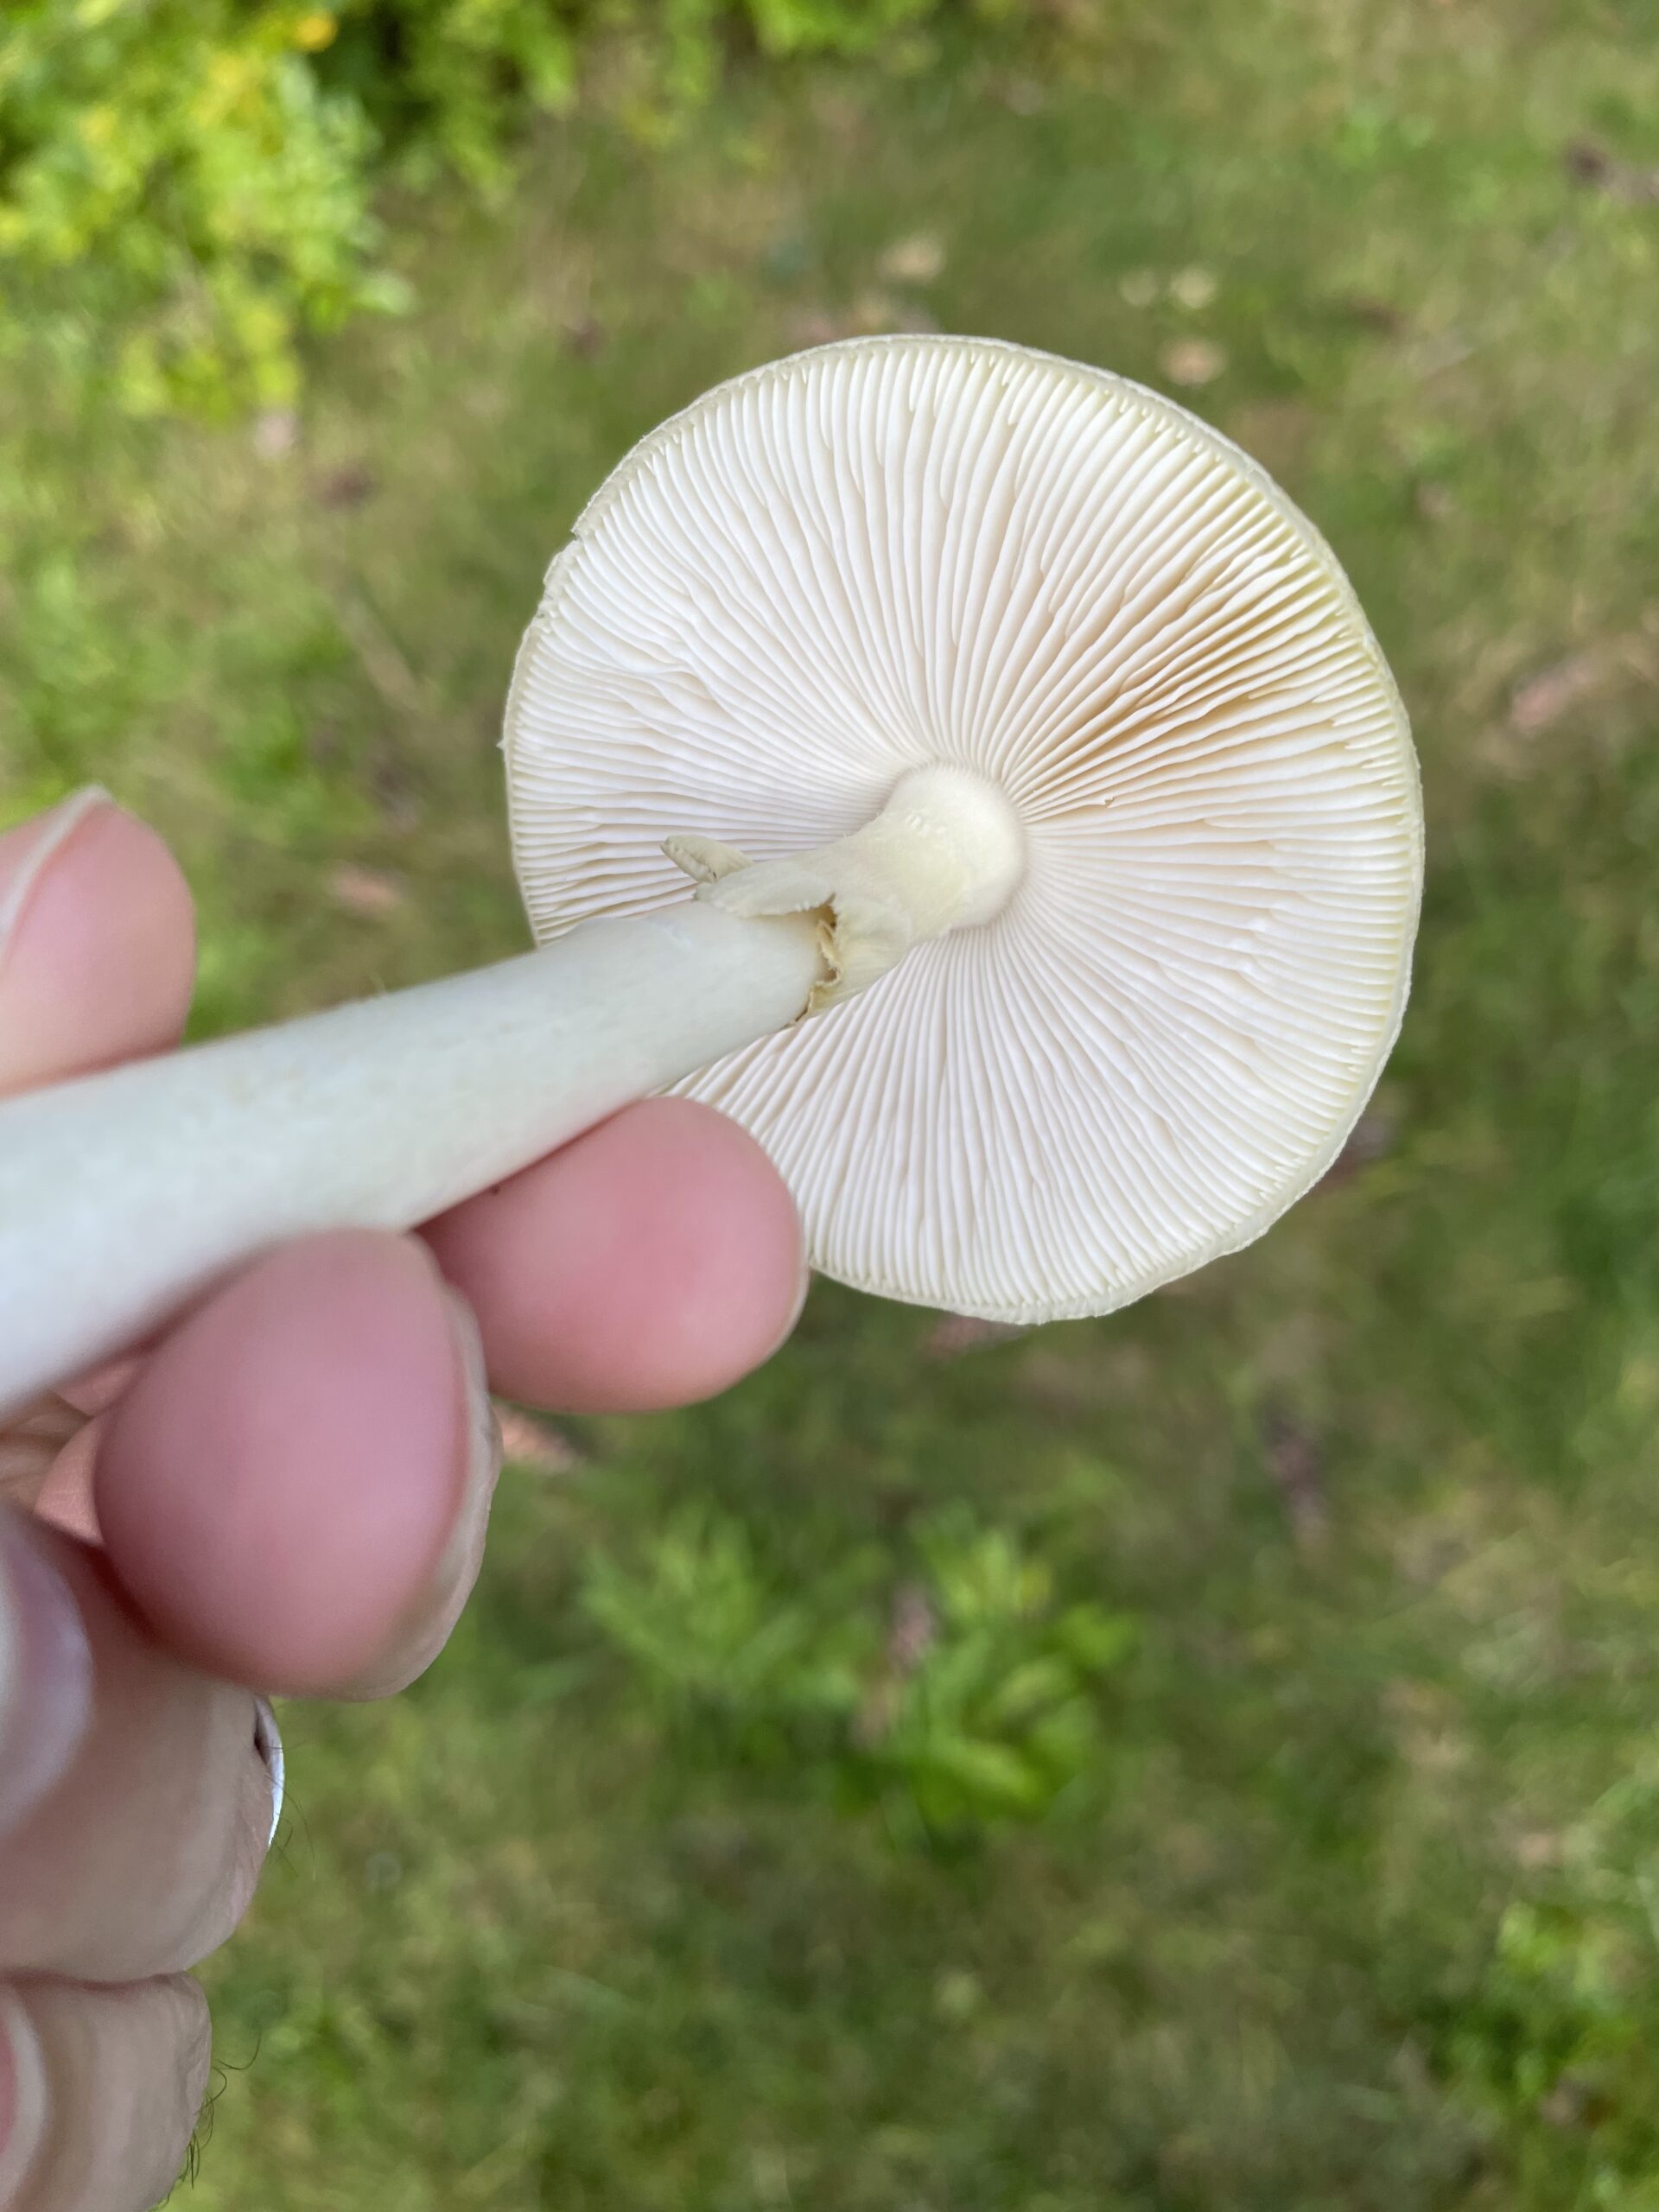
0,791 -> 806,2211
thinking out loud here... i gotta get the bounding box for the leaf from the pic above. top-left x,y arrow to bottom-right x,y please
981,1656 -> 1076,1729
919,1735 -> 1048,1816
1053,1604 -> 1137,1675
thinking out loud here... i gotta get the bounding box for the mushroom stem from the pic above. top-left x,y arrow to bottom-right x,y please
0,766 -> 1025,1421
0,903 -> 824,1423
668,765 -> 1027,1008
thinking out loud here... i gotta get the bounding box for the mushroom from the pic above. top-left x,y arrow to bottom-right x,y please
0,336 -> 1422,1421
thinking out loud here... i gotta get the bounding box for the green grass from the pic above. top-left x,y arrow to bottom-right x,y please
6,3 -> 1659,2204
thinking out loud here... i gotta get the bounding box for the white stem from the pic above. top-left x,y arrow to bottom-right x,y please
0,763 -> 1027,1423
0,904 -> 823,1423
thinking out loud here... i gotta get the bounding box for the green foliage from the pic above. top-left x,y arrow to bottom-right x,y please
0,3 -> 395,414
858,1514 -> 1137,1834
0,0 -> 1028,414
584,1507 -> 1135,1835
582,1509 -> 870,1743
1441,1769 -> 1659,2208
321,0 -> 580,191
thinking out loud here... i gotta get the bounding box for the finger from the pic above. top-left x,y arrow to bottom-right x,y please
3,1365 -> 147,1535
0,1974 -> 210,2212
94,1232 -> 498,1700
423,1096 -> 808,1413
0,793 -> 195,1098
0,1401 -> 85,1519
0,1510 -> 273,1983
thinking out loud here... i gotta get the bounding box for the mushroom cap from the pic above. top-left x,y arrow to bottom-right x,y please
504,335 -> 1423,1325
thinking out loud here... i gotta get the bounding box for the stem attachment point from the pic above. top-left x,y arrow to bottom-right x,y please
666,765 -> 1027,1012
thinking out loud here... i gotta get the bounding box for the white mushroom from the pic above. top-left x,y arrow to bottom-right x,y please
0,336 -> 1421,1419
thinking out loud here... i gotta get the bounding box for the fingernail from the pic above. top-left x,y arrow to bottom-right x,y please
253,1697 -> 285,1851
339,1288 -> 500,1701
429,1288 -> 502,1599
0,1993 -> 46,2196
0,789 -> 112,965
0,1511 -> 94,1840
767,1255 -> 813,1361
0,2004 -> 13,2166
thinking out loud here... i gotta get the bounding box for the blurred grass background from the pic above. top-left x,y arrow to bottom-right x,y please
4,1 -> 1659,2205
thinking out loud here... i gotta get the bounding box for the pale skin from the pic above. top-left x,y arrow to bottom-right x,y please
0,798 -> 807,2210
